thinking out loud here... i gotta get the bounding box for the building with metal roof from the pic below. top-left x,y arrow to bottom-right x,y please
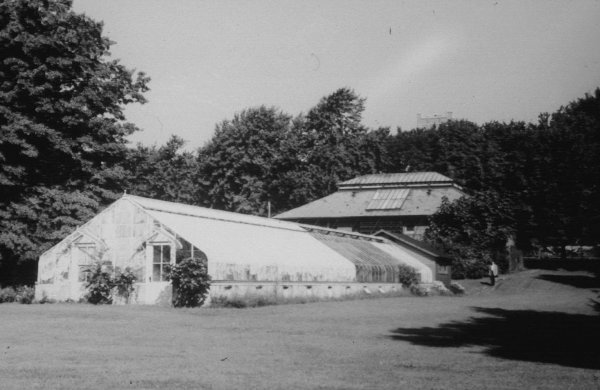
274,172 -> 465,240
35,195 -> 442,305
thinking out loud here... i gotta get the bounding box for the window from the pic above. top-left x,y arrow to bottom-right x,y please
176,238 -> 207,264
438,265 -> 450,275
152,245 -> 171,282
403,225 -> 415,234
358,220 -> 403,235
77,244 -> 95,282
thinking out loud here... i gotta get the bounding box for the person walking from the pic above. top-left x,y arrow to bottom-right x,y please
489,261 -> 499,286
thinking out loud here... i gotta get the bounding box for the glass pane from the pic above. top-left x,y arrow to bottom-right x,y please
162,245 -> 171,262
153,246 -> 161,263
153,264 -> 161,282
78,267 -> 89,282
177,250 -> 191,263
161,265 -> 169,281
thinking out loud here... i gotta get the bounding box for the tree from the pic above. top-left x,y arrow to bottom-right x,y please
426,191 -> 517,279
387,120 -> 488,191
292,88 -> 372,195
0,0 -> 149,200
387,111 -> 600,257
272,88 -> 388,210
123,135 -> 199,204
196,106 -> 292,215
0,0 -> 149,285
529,89 -> 600,251
196,89 -> 390,216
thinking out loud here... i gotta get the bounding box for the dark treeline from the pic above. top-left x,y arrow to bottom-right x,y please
1,1 -> 599,285
392,96 -> 600,276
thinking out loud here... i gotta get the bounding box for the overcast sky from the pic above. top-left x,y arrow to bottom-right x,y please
72,0 -> 600,150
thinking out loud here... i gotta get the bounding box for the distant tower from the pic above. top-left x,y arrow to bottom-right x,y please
417,112 -> 453,129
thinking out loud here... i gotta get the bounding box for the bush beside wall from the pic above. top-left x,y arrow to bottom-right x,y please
0,286 -> 34,304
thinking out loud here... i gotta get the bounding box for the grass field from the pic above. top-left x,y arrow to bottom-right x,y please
1,269 -> 599,389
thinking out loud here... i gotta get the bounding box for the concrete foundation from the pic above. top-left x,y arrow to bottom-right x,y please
207,281 -> 404,305
35,280 -> 405,306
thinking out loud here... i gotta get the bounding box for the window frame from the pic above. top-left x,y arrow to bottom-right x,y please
75,244 -> 96,283
437,264 -> 450,275
403,225 -> 415,234
151,244 -> 172,282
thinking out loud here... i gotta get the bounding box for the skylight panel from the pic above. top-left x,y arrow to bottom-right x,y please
366,189 -> 410,210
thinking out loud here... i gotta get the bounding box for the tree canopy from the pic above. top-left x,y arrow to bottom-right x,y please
123,135 -> 198,205
196,106 -> 292,215
0,0 -> 148,285
394,90 -> 600,274
288,88 -> 389,199
194,89 -> 388,216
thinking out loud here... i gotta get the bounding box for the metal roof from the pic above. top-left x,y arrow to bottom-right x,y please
125,195 -> 356,282
373,230 -> 452,261
310,231 -> 432,283
275,186 -> 464,220
125,195 -> 304,232
339,172 -> 454,188
122,195 -> 434,283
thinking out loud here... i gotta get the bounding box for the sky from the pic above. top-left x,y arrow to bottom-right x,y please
72,0 -> 600,150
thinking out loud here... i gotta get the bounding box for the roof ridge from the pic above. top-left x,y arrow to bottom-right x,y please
300,224 -> 385,242
339,171 -> 454,185
123,194 -> 305,233
373,229 -> 451,259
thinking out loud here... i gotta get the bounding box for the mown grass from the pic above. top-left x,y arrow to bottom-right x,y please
0,270 -> 598,389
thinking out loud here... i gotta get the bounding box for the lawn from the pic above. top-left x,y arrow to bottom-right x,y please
1,269 -> 599,389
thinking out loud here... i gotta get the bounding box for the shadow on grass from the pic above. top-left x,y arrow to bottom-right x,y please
389,306 -> 600,369
536,273 -> 600,289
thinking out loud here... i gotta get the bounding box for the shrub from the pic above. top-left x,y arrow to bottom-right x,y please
114,268 -> 137,303
85,263 -> 114,304
397,264 -> 420,286
210,296 -> 279,308
0,287 -> 17,303
449,281 -> 466,295
210,296 -> 248,308
16,286 -> 35,304
0,286 -> 35,304
38,293 -> 56,304
431,281 -> 453,296
83,264 -> 138,305
449,249 -> 493,279
169,257 -> 211,307
409,284 -> 430,297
